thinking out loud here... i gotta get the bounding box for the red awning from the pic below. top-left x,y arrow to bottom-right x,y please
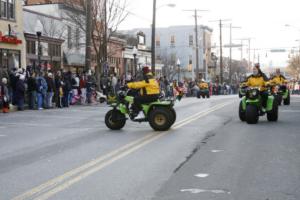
0,32 -> 22,45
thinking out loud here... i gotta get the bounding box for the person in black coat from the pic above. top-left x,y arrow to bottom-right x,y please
27,72 -> 37,109
55,71 -> 63,108
63,72 -> 72,107
9,68 -> 18,105
15,74 -> 26,111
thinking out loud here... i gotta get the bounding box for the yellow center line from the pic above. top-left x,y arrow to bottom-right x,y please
12,100 -> 233,200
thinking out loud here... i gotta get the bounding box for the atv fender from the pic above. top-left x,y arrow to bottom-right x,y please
266,95 -> 274,112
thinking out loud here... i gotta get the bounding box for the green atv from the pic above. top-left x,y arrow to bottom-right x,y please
239,87 -> 278,124
105,88 -> 176,131
197,88 -> 210,99
272,84 -> 290,106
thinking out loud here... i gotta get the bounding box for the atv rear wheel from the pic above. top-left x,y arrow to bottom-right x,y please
275,95 -> 282,106
245,104 -> 259,124
283,91 -> 290,105
149,108 -> 172,131
267,100 -> 278,122
239,101 -> 246,121
105,110 -> 126,130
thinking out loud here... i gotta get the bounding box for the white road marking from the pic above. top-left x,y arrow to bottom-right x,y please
180,188 -> 231,194
281,110 -> 300,113
194,173 -> 209,178
211,150 -> 224,153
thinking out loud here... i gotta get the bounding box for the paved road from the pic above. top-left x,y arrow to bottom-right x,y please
0,95 -> 299,200
154,96 -> 300,200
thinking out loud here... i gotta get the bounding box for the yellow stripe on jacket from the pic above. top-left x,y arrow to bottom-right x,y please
127,79 -> 160,95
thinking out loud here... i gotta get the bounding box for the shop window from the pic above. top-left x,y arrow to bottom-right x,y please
0,49 -> 20,72
26,40 -> 36,55
0,0 -> 14,20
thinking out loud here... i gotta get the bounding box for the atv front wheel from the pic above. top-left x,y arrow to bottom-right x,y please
245,104 -> 259,124
267,100 -> 278,122
169,108 -> 177,125
105,110 -> 126,130
239,101 -> 246,121
149,108 -> 172,131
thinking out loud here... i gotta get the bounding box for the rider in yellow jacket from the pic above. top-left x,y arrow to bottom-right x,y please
198,79 -> 209,90
245,63 -> 269,108
127,67 -> 160,119
269,68 -> 287,85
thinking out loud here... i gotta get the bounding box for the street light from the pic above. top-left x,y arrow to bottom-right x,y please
36,31 -> 42,73
177,58 -> 181,82
132,46 -> 138,76
151,1 -> 176,75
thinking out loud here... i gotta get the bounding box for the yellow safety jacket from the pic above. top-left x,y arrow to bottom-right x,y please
127,79 -> 160,96
245,75 -> 267,91
199,82 -> 209,89
270,75 -> 287,85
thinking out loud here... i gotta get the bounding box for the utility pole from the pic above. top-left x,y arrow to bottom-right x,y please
229,23 -> 232,83
219,20 -> 223,84
228,24 -> 241,84
203,26 -> 207,80
194,10 -> 200,81
248,39 -> 251,70
151,0 -> 156,74
85,0 -> 92,72
209,19 -> 231,84
183,9 -> 208,81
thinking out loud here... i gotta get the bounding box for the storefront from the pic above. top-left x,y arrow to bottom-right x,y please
25,33 -> 64,73
0,0 -> 26,78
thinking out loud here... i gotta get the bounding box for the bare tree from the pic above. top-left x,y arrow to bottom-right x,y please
38,16 -> 67,39
287,55 -> 300,80
63,0 -> 128,81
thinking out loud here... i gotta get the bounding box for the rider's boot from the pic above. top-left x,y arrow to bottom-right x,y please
134,111 -> 145,120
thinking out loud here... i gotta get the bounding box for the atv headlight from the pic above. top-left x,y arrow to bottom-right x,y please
247,88 -> 259,99
117,91 -> 126,99
251,90 -> 257,96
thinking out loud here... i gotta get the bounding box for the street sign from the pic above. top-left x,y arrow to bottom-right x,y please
270,49 -> 286,53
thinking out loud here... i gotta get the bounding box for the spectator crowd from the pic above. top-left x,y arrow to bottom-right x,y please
0,67 -> 99,113
1,67 -> 249,114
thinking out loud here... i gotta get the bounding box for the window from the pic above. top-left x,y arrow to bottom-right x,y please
170,35 -> 175,47
48,44 -> 61,57
156,55 -> 161,61
189,55 -> 192,65
67,26 -> 72,49
171,53 -> 176,63
0,0 -> 7,19
8,0 -> 14,19
0,49 -> 20,73
188,55 -> 192,71
26,40 -> 36,54
189,35 -> 193,47
0,0 -> 15,20
155,35 -> 160,47
75,28 -> 80,49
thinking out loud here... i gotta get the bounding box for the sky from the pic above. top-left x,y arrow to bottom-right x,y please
119,0 -> 300,68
